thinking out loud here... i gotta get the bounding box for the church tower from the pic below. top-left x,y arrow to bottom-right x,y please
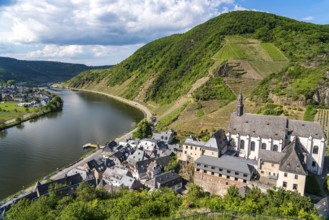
236,91 -> 244,116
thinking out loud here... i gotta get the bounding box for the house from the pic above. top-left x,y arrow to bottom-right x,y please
102,166 -> 143,190
194,155 -> 258,195
67,166 -> 94,180
145,171 -> 183,192
152,129 -> 175,144
138,139 -> 158,157
179,129 -> 228,162
110,150 -> 128,166
132,155 -> 171,180
102,141 -> 118,158
127,149 -> 149,167
33,173 -> 95,198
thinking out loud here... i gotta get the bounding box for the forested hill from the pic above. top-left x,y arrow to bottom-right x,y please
67,11 -> 329,133
0,56 -> 111,85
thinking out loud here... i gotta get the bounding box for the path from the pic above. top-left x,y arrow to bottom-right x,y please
159,76 -> 210,119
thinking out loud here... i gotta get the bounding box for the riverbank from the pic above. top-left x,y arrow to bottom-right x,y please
69,88 -> 152,121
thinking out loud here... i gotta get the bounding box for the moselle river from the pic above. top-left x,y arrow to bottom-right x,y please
0,89 -> 144,200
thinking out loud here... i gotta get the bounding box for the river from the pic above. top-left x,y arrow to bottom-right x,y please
0,89 -> 144,200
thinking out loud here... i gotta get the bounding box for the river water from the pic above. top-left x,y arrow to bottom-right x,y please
0,89 -> 144,200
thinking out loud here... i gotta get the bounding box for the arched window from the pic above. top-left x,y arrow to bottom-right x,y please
240,140 -> 245,150
261,143 -> 266,150
250,141 -> 255,151
273,145 -> 278,152
313,146 -> 319,154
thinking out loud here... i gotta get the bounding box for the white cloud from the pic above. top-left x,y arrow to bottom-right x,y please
1,0 -> 234,46
0,0 -> 236,65
302,16 -> 314,21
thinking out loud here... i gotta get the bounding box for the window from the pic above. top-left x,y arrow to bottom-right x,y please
271,163 -> 274,167
243,174 -> 248,177
293,184 -> 298,190
235,172 -> 239,175
219,174 -> 222,177
283,181 -> 287,188
273,145 -> 278,152
219,168 -> 223,171
226,175 -> 230,179
284,173 -> 287,177
196,169 -> 200,171
184,151 -> 187,154
204,165 -> 208,168
211,172 -> 214,175
197,163 -> 200,166
190,146 -> 192,149
211,166 -> 215,170
243,179 -> 247,183
294,175 -> 298,180
250,141 -> 255,151
261,143 -> 266,150
185,146 -> 188,149
312,161 -> 316,167
240,140 -> 245,150
234,177 -> 238,181
313,146 -> 319,154
227,170 -> 231,174
203,170 -> 207,173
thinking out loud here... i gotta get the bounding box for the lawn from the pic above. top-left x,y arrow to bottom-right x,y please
261,43 -> 289,61
0,101 -> 40,122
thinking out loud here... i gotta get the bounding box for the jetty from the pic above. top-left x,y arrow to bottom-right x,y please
82,143 -> 104,149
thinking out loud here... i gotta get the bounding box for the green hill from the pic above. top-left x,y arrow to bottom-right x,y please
0,57 -> 111,85
67,11 -> 329,133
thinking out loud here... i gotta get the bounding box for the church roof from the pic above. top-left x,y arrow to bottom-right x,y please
288,120 -> 326,139
279,139 -> 307,175
228,113 -> 288,140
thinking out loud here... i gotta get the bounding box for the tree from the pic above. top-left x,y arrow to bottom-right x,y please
132,119 -> 152,139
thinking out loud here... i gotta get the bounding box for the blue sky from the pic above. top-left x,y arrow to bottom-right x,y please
234,0 -> 329,24
0,0 -> 328,65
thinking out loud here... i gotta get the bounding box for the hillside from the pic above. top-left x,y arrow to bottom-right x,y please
67,11 -> 329,135
0,57 -> 111,85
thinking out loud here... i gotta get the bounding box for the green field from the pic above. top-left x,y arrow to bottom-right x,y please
212,36 -> 289,79
261,43 -> 289,61
0,102 -> 40,123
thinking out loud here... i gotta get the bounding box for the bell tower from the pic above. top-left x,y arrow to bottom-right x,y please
236,90 -> 244,117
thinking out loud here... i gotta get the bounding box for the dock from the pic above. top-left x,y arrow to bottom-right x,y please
82,143 -> 105,149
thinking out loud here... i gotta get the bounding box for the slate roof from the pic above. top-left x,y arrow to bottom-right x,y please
183,136 -> 206,147
127,149 -> 148,166
152,130 -> 174,143
146,172 -> 182,188
289,120 -> 326,139
34,174 -> 83,196
258,150 -> 285,164
228,113 -> 288,140
279,139 -> 307,175
195,155 -> 257,180
203,130 -> 227,152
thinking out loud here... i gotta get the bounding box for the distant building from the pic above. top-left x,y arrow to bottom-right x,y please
145,171 -> 183,192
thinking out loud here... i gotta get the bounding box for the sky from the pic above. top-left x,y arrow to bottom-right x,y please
0,0 -> 328,66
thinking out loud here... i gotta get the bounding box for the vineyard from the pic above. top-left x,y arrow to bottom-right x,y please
315,109 -> 329,144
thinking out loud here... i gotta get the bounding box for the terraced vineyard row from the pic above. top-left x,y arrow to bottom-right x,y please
316,109 -> 329,144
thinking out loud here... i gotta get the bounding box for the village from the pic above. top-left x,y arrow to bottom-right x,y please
0,84 -> 53,108
1,92 -> 329,218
